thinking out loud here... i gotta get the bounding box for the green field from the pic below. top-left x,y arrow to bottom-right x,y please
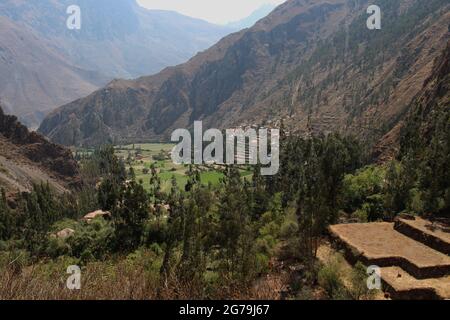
77,143 -> 253,192
114,143 -> 252,192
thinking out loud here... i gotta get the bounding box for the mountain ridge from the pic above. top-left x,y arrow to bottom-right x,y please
38,0 -> 450,155
0,0 -> 233,127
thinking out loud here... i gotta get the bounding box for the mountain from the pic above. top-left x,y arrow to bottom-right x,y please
39,0 -> 450,153
0,0 -> 232,127
0,15 -> 108,129
374,42 -> 450,162
0,105 -> 79,193
227,4 -> 277,30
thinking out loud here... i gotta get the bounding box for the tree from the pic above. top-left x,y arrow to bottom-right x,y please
22,183 -> 59,255
112,181 -> 150,251
249,164 -> 270,219
216,166 -> 257,282
384,160 -> 414,217
175,167 -> 215,286
98,177 -> 121,212
160,176 -> 184,280
296,139 -> 325,263
295,136 -> 355,263
0,188 -> 13,240
149,163 -> 162,204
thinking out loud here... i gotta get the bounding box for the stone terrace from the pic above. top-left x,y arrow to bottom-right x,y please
328,218 -> 450,300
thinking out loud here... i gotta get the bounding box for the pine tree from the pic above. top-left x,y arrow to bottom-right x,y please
216,166 -> 256,282
112,181 -> 150,251
149,163 -> 162,204
0,188 -> 13,240
22,183 -> 59,255
159,176 -> 184,291
177,167 -> 214,283
98,177 -> 121,211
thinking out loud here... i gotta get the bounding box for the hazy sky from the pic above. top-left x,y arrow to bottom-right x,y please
137,0 -> 286,25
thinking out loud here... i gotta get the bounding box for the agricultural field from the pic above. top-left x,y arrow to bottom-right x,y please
113,143 -> 252,192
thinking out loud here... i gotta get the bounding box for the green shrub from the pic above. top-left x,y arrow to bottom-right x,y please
279,220 -> 298,239
255,236 -> 275,255
279,211 -> 298,240
349,262 -> 374,300
342,166 -> 385,213
51,219 -> 79,233
0,249 -> 30,270
254,253 -> 270,275
353,209 -> 368,223
407,188 -> 424,214
152,153 -> 166,161
46,237 -> 71,258
68,218 -> 114,260
363,194 -> 385,221
318,256 -> 346,299
143,218 -> 168,245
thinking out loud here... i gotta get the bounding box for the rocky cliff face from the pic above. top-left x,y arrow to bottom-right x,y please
39,0 -> 450,154
403,42 -> 449,156
0,106 -> 80,192
373,41 -> 450,162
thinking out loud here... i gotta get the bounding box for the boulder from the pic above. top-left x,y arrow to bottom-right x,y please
56,228 -> 75,239
83,210 -> 111,222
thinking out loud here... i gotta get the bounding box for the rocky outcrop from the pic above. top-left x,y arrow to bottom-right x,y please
0,106 -> 80,192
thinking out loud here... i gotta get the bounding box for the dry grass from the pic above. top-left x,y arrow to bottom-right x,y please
0,262 -> 159,300
0,261 -> 286,300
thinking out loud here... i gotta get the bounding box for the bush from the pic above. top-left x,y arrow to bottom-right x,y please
143,218 -> 168,245
254,253 -> 270,275
362,194 -> 385,221
279,211 -> 298,240
318,256 -> 346,299
255,236 -> 275,255
349,262 -> 374,300
259,221 -> 279,239
46,237 -> 71,258
152,153 -> 166,161
353,209 -> 368,223
407,188 -> 425,214
50,219 -> 79,233
0,249 -> 30,270
68,218 -> 114,260
342,166 -> 385,213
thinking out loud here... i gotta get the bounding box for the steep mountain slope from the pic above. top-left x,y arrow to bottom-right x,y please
374,42 -> 450,162
0,0 -> 232,127
39,0 -> 450,150
0,106 -> 79,193
0,15 -> 107,129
